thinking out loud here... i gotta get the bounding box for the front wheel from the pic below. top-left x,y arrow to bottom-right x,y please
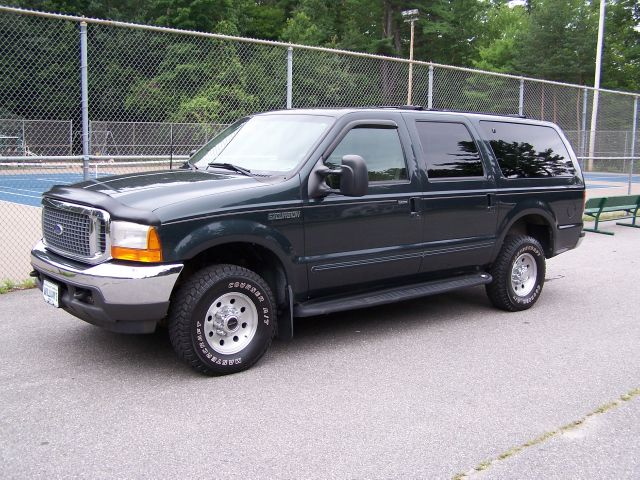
168,264 -> 276,375
486,235 -> 546,312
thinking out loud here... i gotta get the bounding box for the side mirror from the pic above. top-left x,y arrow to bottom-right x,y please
339,155 -> 368,197
308,155 -> 369,198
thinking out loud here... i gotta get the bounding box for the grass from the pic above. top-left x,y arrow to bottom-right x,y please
452,387 -> 640,479
582,212 -> 638,223
0,278 -> 37,294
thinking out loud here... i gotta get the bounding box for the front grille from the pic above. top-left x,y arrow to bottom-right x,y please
43,207 -> 92,256
42,199 -> 109,262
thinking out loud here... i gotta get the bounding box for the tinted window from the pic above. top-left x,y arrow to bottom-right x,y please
416,122 -> 484,178
327,127 -> 407,182
480,121 -> 575,178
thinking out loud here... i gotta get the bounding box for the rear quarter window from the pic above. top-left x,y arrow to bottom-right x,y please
480,121 -> 575,178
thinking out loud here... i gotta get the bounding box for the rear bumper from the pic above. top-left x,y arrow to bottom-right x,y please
31,241 -> 183,333
553,223 -> 584,256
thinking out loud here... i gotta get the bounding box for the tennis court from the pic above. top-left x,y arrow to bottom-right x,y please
0,172 -> 87,207
0,170 -> 638,207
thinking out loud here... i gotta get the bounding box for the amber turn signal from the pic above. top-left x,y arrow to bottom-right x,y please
111,227 -> 163,262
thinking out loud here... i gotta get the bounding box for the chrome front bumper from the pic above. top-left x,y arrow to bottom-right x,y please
31,240 -> 184,333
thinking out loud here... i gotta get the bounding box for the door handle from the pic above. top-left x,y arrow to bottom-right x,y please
487,193 -> 497,212
410,197 -> 420,217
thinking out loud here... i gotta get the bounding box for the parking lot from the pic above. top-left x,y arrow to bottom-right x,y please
1,223 -> 638,479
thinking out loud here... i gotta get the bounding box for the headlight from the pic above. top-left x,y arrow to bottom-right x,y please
110,221 -> 163,262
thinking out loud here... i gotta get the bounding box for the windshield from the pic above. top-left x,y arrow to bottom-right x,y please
191,114 -> 334,173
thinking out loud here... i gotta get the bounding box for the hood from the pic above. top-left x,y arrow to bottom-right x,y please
70,169 -> 268,211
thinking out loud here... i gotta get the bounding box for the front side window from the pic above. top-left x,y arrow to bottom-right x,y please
416,121 -> 484,179
192,114 -> 334,173
327,127 -> 407,182
480,121 -> 575,178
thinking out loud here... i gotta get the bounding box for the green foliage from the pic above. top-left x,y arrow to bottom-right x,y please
0,278 -> 36,294
417,0 -> 490,65
602,0 -> 640,92
124,39 -> 260,123
281,10 -> 325,45
2,0 -> 638,127
511,0 -> 598,84
474,3 -> 528,73
149,0 -> 239,32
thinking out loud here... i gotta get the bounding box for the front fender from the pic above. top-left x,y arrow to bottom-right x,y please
162,218 -> 296,275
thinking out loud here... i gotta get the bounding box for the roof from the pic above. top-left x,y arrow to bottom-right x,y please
256,106 -> 555,125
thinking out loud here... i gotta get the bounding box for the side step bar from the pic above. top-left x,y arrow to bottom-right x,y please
294,272 -> 492,317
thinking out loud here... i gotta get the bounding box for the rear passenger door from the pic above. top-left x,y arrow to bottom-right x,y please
303,114 -> 423,296
404,114 -> 498,273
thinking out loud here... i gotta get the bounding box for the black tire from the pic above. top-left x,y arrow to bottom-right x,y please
486,235 -> 546,312
168,264 -> 276,375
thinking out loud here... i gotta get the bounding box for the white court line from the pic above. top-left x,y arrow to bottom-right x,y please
0,189 -> 42,199
0,177 -> 78,183
0,185 -> 45,194
35,177 -> 80,182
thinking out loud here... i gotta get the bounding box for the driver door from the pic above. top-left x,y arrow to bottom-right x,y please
303,114 -> 424,297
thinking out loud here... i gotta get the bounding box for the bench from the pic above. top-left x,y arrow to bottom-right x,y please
583,195 -> 640,235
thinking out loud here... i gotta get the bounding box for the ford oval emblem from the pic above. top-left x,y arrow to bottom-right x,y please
54,224 -> 64,236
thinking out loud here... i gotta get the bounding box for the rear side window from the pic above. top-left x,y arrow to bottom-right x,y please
480,121 -> 575,178
415,121 -> 484,179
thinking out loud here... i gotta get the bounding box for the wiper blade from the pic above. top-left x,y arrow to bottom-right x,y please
207,162 -> 252,176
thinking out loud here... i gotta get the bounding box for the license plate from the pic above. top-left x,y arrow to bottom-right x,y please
42,279 -> 60,308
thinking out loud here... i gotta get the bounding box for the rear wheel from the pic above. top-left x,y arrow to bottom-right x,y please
486,235 -> 546,312
168,264 -> 276,375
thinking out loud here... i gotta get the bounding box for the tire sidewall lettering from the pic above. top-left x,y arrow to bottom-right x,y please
509,243 -> 543,305
193,277 -> 272,369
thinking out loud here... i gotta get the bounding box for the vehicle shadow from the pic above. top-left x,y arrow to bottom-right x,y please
59,286 -> 494,377
271,286 -> 495,351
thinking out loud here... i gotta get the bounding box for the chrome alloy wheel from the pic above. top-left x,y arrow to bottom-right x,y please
510,252 -> 538,297
203,292 -> 258,355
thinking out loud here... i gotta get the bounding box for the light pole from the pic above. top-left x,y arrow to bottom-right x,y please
587,0 -> 606,172
402,9 -> 419,105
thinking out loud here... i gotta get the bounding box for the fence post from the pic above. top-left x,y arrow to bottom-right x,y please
80,21 -> 90,180
628,96 -> 638,195
169,123 -> 174,170
286,46 -> 293,109
68,121 -> 73,155
427,64 -> 433,109
581,88 -> 588,169
588,85 -> 601,173
21,120 -> 26,156
518,78 -> 524,116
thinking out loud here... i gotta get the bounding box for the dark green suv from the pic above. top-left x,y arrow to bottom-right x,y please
31,107 -> 585,375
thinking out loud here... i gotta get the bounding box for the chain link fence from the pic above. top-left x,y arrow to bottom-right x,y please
0,5 -> 639,280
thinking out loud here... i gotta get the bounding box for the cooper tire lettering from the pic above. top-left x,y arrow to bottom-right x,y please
486,235 -> 546,312
168,264 -> 276,376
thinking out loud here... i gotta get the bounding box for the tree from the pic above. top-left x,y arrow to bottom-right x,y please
499,0 -> 597,85
415,0 -> 489,66
602,0 -> 640,92
124,39 -> 258,123
474,1 -> 528,73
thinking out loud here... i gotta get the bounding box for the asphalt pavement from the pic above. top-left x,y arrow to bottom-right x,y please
1,224 -> 639,479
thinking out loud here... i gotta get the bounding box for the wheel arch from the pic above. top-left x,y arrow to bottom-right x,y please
177,240 -> 289,306
495,209 -> 556,259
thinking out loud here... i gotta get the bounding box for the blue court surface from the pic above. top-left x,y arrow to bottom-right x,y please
0,171 -> 638,208
583,172 -> 640,190
0,172 -> 116,207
